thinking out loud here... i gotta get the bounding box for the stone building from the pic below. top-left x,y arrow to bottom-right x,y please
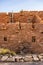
0,11 -> 43,54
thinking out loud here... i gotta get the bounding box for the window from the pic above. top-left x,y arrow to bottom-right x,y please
41,32 -> 43,34
28,19 -> 30,21
32,24 -> 35,29
32,36 -> 36,42
19,23 -> 21,30
4,37 -> 7,41
7,21 -> 9,23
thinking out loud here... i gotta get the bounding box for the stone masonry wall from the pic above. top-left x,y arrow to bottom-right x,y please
0,11 -> 43,54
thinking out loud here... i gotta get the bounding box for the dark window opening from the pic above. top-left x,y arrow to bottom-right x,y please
7,21 -> 9,23
28,19 -> 30,20
32,36 -> 36,42
41,32 -> 43,34
32,24 -> 35,29
19,22 -> 21,30
4,37 -> 7,41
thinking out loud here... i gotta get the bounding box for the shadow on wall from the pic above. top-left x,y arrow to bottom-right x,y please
16,41 -> 33,55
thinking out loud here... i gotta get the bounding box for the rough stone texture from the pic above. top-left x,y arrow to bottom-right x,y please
32,55 -> 39,61
24,55 -> 33,62
0,54 -> 43,62
1,56 -> 8,61
0,11 -> 43,54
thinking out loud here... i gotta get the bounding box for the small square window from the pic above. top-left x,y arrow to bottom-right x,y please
4,37 -> 7,41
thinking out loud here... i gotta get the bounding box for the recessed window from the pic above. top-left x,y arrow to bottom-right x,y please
4,37 -> 7,41
7,22 -> 9,23
28,19 -> 30,20
32,24 -> 35,29
41,32 -> 43,34
32,36 -> 36,42
19,23 -> 21,30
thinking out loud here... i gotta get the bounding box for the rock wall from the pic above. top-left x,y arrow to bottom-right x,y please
0,11 -> 43,54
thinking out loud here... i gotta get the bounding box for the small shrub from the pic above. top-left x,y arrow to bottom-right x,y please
0,48 -> 16,56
